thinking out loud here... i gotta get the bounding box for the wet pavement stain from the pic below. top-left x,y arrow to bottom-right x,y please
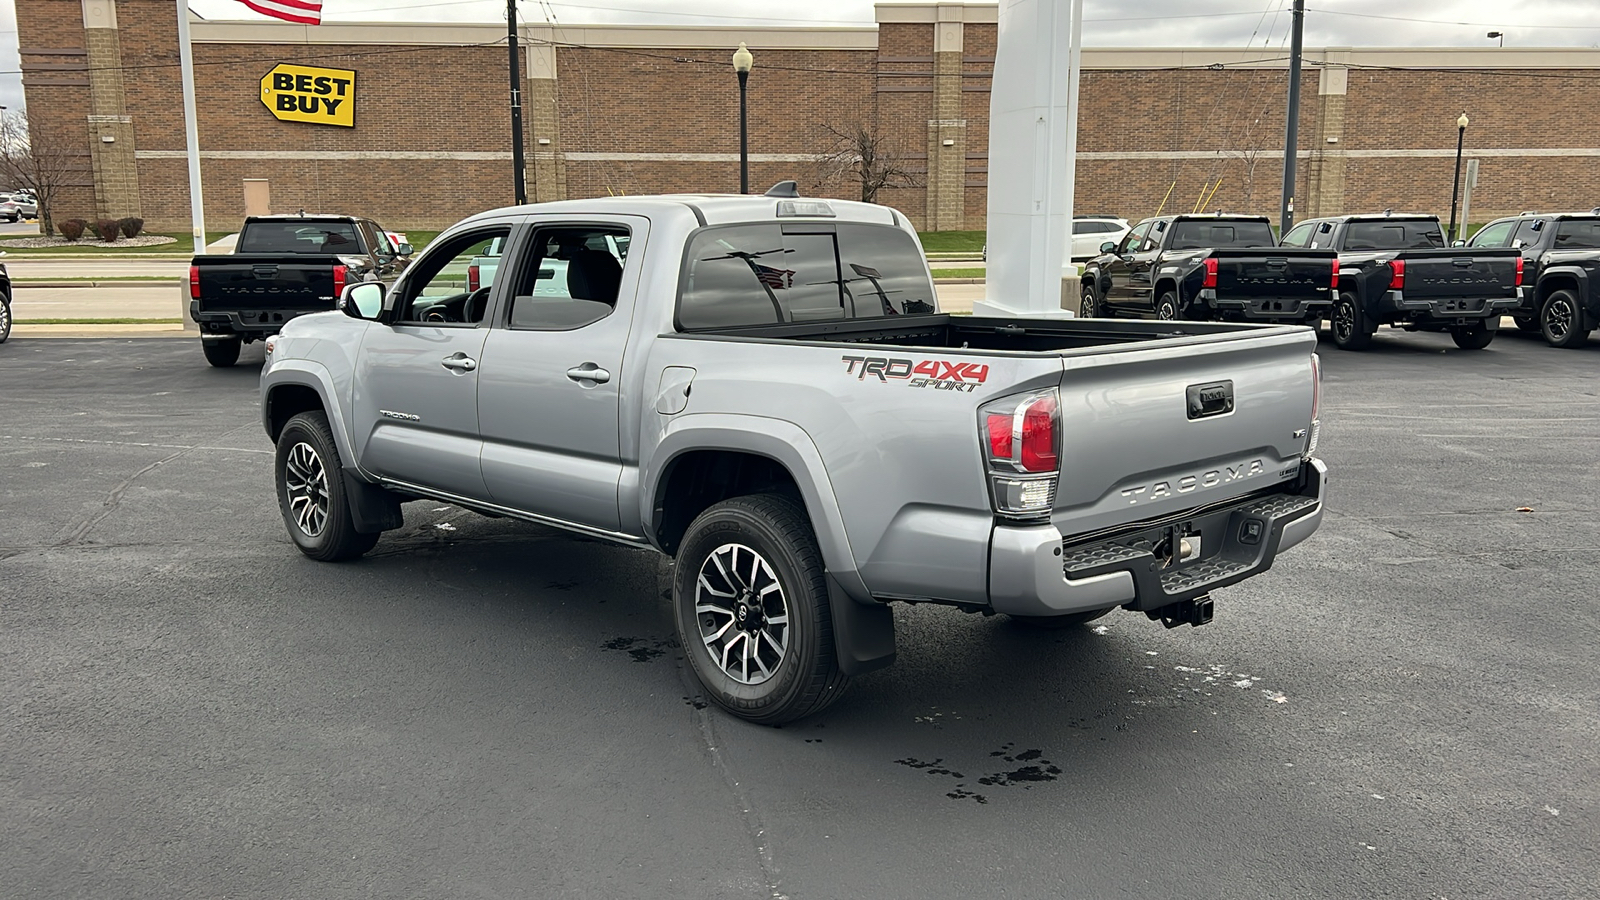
893,757 -> 965,779
602,636 -> 679,662
946,787 -> 988,804
977,747 -> 1063,787
681,695 -> 709,710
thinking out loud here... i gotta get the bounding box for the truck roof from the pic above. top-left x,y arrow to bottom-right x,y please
1307,213 -> 1438,222
452,193 -> 902,230
244,214 -> 369,223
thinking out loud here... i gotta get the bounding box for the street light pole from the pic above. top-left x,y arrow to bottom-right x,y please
508,0 -> 527,205
733,43 -> 752,194
1448,112 -> 1469,243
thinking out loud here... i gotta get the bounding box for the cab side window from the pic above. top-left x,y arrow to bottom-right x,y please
393,227 -> 512,326
1511,219 -> 1544,249
1281,222 -> 1316,248
1467,220 -> 1516,248
1119,222 -> 1153,254
505,226 -> 631,331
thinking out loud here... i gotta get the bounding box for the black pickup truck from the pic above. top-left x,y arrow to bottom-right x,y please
1281,213 -> 1522,351
1080,215 -> 1336,325
189,215 -> 409,367
1466,210 -> 1600,348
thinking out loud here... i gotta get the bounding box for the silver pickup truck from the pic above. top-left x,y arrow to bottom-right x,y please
260,189 -> 1327,724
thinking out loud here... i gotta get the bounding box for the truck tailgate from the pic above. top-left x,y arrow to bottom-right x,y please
194,254 -> 339,313
1051,328 -> 1317,538
1211,248 -> 1335,301
1394,248 -> 1519,301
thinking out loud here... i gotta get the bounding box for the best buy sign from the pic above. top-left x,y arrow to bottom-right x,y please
260,64 -> 356,127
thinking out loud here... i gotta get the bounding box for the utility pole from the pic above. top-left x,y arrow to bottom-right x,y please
508,0 -> 527,205
1280,0 -> 1304,235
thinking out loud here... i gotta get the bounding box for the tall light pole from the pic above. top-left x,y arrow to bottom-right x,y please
732,42 -> 752,194
1487,31 -> 1504,47
1448,112 -> 1469,243
508,0 -> 527,205
1280,0 -> 1305,235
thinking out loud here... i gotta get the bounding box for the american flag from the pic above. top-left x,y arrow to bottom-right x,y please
237,0 -> 323,25
754,264 -> 794,290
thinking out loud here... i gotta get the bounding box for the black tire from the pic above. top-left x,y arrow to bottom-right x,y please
1010,607 -> 1115,630
1513,315 -> 1540,332
673,494 -> 848,725
1330,291 -> 1372,350
1540,288 -> 1591,349
0,292 -> 11,344
274,411 -> 380,562
202,337 -> 242,367
1450,323 -> 1495,350
1079,285 -> 1100,318
1155,291 -> 1179,320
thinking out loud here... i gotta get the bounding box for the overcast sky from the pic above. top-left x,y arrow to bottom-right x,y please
5,1 -> 1600,115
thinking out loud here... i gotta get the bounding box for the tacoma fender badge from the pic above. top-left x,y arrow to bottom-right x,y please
379,409 -> 421,422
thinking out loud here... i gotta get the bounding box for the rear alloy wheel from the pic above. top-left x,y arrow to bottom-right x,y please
1010,607 -> 1115,630
1450,322 -> 1495,350
202,337 -> 242,367
673,494 -> 848,725
1540,289 -> 1591,349
1079,286 -> 1100,318
1330,291 -> 1372,350
1155,291 -> 1180,320
0,292 -> 11,344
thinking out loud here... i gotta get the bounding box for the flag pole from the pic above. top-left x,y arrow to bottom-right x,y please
176,0 -> 206,252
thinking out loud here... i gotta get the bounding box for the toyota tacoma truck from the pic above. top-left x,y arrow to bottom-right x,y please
260,187 -> 1327,724
1280,212 -> 1522,350
190,214 -> 410,367
1079,214 -> 1336,325
1465,209 -> 1600,348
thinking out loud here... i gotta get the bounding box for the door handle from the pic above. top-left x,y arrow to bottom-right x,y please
566,364 -> 612,384
441,354 -> 477,372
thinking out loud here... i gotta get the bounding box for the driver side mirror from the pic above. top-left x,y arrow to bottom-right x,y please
341,281 -> 386,321
1100,241 -> 1117,254
1451,239 -> 1467,247
396,242 -> 413,256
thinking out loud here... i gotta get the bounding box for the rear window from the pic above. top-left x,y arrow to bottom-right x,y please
1554,219 -> 1600,250
678,223 -> 935,330
1169,220 -> 1276,249
238,221 -> 361,254
1342,220 -> 1444,251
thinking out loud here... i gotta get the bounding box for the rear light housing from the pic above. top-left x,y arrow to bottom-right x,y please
1202,257 -> 1218,289
980,388 -> 1060,519
189,264 -> 201,300
1305,352 -> 1322,456
332,264 -> 348,300
1330,258 -> 1340,290
467,263 -> 481,292
1514,256 -> 1524,287
1388,259 -> 1406,291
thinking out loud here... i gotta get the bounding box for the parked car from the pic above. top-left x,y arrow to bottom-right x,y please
1466,210 -> 1600,348
1081,214 -> 1336,325
261,187 -> 1327,724
1,193 -> 38,219
1068,216 -> 1130,261
188,214 -> 411,367
1282,212 -> 1522,350
0,200 -> 18,224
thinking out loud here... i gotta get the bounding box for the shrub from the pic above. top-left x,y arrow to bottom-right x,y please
118,216 -> 144,239
92,218 -> 120,242
59,219 -> 87,242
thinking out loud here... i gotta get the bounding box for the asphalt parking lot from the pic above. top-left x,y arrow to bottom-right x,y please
2,328 -> 1597,899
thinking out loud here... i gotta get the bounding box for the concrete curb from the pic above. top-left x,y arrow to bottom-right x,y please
10,324 -> 191,339
14,280 -> 182,289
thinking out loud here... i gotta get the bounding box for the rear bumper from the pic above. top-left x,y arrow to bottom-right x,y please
192,301 -> 328,338
988,458 -> 1327,617
1375,289 -> 1520,323
1206,291 -> 1332,322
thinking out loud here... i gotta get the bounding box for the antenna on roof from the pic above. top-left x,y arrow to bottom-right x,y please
764,181 -> 801,198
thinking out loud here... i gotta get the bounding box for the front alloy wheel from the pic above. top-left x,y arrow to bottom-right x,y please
1079,287 -> 1099,318
694,543 -> 791,685
283,442 -> 330,538
274,411 -> 379,561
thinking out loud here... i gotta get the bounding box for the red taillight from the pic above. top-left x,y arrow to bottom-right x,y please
1202,257 -> 1218,289
332,264 -> 347,299
1388,259 -> 1406,291
467,263 -> 480,292
1330,258 -> 1340,290
1018,394 -> 1059,472
189,264 -> 200,300
985,412 -> 1014,460
1515,256 -> 1524,287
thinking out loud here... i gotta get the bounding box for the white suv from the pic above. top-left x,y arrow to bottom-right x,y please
1069,217 -> 1130,261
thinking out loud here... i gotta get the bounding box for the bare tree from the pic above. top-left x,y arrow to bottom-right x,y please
812,121 -> 921,204
0,110 -> 89,236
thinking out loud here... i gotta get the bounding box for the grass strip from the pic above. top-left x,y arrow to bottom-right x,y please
931,267 -> 986,279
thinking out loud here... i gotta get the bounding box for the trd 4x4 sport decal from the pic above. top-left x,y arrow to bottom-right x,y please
841,355 -> 990,392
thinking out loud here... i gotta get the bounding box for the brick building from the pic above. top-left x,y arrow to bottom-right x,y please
16,0 -> 1600,233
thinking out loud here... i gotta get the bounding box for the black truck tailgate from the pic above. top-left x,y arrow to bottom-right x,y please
193,254 -> 342,313
1393,249 -> 1519,301
1211,248 -> 1336,302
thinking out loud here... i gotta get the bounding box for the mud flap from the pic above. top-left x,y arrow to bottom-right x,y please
826,574 -> 896,676
342,469 -> 404,534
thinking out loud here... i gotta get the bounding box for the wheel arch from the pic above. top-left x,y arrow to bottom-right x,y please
1535,268 -> 1588,305
262,362 -> 359,469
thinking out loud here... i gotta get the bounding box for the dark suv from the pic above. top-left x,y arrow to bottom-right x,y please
1466,211 -> 1600,348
